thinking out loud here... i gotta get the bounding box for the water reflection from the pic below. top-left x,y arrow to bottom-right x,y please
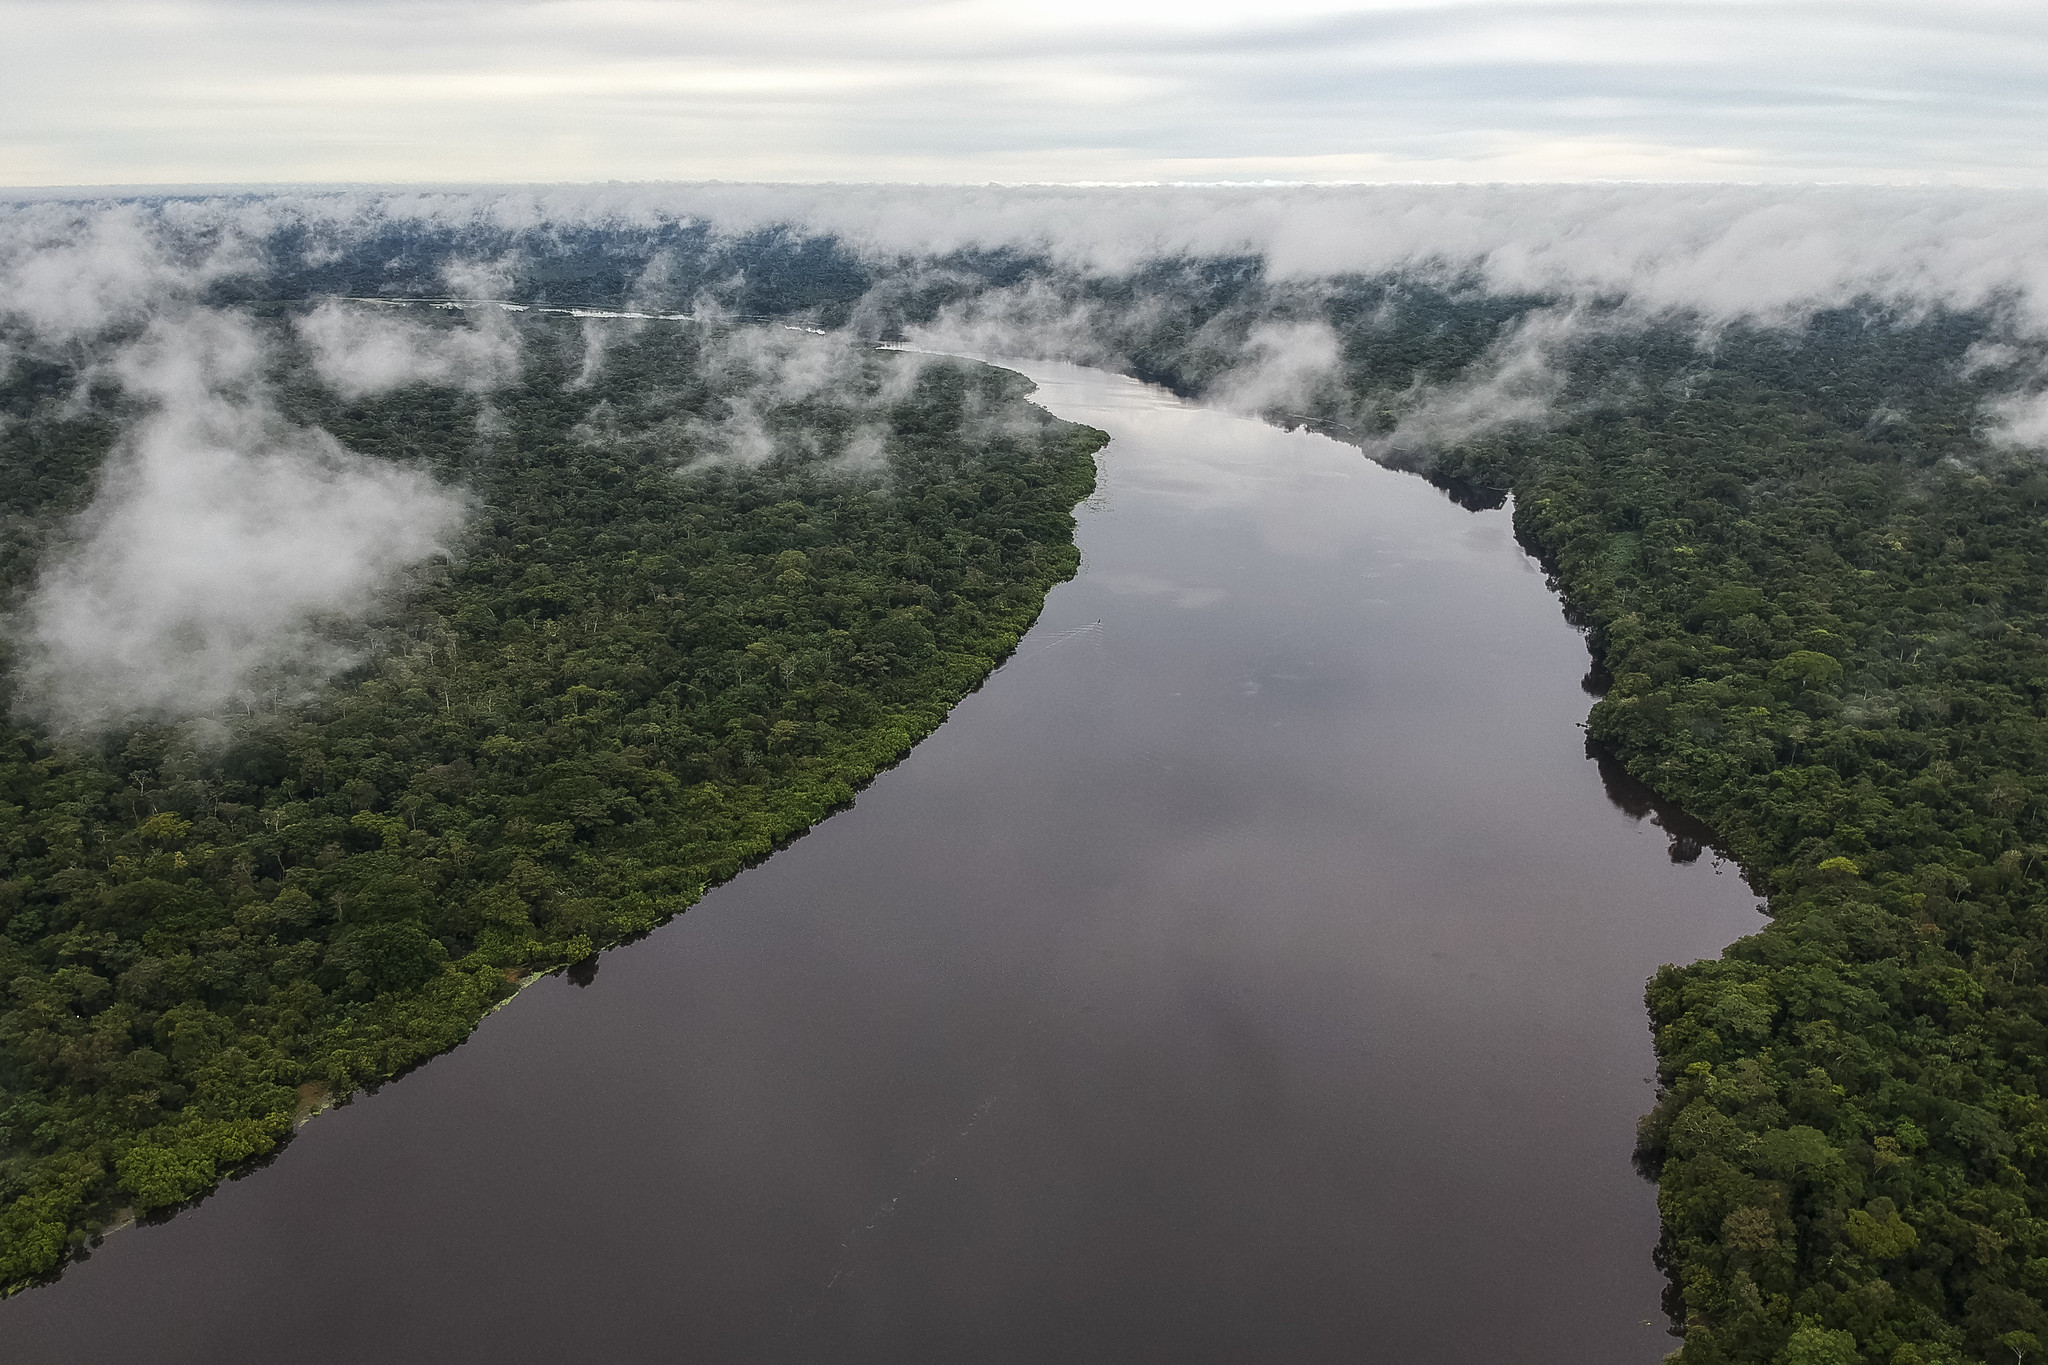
1585,738 -> 1740,872
1422,470 -> 1512,513
1,362 -> 1761,1365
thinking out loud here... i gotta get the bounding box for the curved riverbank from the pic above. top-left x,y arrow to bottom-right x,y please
1,360 -> 1760,1365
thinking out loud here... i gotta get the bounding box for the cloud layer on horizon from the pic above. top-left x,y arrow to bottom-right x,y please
15,183 -> 2048,324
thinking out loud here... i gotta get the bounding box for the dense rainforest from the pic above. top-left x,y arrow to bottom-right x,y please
888,245 -> 2048,1363
1486,317 -> 2048,1365
0,306 -> 1104,1290
9,202 -> 2048,1362
1222,297 -> 2048,1365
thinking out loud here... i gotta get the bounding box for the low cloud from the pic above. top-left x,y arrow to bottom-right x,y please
568,317 -> 612,389
692,325 -> 938,467
16,308 -> 467,731
904,279 -> 1135,370
21,184 -> 2048,330
698,324 -> 879,405
195,183 -> 2048,327
1959,339 -> 2048,450
0,201 -> 253,343
567,316 -> 1049,473
295,299 -> 523,400
1984,389 -> 2048,450
898,266 -> 1570,456
11,184 -> 2048,737
1207,320 -> 1345,418
1368,307 -> 1583,460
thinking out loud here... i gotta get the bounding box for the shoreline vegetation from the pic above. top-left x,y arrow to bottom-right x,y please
936,249 -> 2048,1361
0,313 -> 1104,1292
1284,303 -> 2048,1365
9,211 -> 2048,1361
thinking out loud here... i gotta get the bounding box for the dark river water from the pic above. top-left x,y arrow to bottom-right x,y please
2,361 -> 1760,1364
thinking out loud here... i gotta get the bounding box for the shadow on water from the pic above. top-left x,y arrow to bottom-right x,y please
1266,417 -> 1511,514
1581,656 -> 1615,699
1420,469 -> 1510,512
1585,735 -> 1748,880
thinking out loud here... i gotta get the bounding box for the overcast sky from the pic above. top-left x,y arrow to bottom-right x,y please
2,0 -> 2044,187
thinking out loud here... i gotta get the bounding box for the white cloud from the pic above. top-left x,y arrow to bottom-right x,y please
572,322 -> 939,467
9,177 -> 2048,733
1208,320 -> 1345,417
0,201 -> 252,340
295,300 -> 524,400
1985,390 -> 2048,449
0,1 -> 2043,185
15,308 -> 468,730
1369,306 -> 1580,456
117,181 -> 2047,329
905,279 -> 1137,368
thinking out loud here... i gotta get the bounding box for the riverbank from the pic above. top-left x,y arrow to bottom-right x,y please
0,327 -> 1105,1292
3,357 -> 1757,1365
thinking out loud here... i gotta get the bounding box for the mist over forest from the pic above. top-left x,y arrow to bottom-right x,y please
8,184 -> 2048,721
8,185 -> 2048,1364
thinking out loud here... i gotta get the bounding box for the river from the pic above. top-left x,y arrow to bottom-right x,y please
1,359 -> 1760,1364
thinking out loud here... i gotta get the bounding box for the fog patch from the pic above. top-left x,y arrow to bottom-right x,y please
1365,308 -> 1583,461
908,275 -> 1578,462
16,309 -> 468,732
1984,389 -> 2048,451
676,325 -> 935,468
221,182 -> 2048,450
569,317 -> 613,389
628,251 -> 683,313
441,254 -> 522,304
1207,320 -> 1345,418
702,324 -> 919,404
1963,338 -> 2048,450
196,183 -> 2048,325
832,423 -> 892,472
0,202 -> 254,344
905,280 -> 1133,369
474,401 -> 513,442
295,300 -> 523,400
1962,341 -> 2025,379
566,318 -> 1041,475
682,397 -> 780,467
24,184 -> 2048,331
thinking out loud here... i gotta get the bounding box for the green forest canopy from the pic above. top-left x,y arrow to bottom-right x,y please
1261,298 -> 2048,1365
967,250 -> 2048,1362
8,224 -> 2048,1364
0,309 -> 1103,1290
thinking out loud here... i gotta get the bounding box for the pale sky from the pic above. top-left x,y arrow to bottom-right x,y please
2,0 -> 2045,187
